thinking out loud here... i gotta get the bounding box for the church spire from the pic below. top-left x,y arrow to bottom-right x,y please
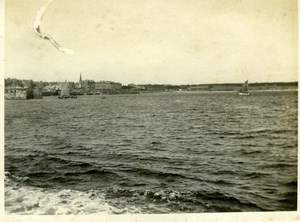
79,73 -> 82,82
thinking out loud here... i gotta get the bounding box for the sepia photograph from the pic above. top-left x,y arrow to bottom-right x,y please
2,0 -> 298,221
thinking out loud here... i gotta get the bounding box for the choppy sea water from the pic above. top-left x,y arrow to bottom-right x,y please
5,91 -> 298,214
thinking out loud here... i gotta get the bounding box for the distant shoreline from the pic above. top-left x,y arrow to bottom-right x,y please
4,77 -> 298,98
145,88 -> 298,93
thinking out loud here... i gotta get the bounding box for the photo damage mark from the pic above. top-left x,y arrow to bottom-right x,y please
34,0 -> 74,55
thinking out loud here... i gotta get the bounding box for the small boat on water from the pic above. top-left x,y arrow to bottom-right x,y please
58,95 -> 77,99
58,81 -> 77,99
239,80 -> 250,96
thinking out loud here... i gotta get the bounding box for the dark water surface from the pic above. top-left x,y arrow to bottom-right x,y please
5,91 -> 298,214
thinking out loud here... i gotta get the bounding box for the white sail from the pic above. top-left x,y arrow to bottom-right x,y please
60,82 -> 70,96
240,80 -> 248,93
239,80 -> 250,95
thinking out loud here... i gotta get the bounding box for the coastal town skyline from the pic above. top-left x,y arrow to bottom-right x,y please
4,74 -> 298,100
4,73 -> 298,86
5,0 -> 297,85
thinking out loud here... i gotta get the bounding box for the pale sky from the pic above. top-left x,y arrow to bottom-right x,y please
5,0 -> 298,84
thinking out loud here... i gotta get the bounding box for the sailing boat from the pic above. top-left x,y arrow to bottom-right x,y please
238,80 -> 250,96
58,81 -> 77,99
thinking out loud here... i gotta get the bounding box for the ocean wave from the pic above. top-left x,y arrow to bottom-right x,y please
68,161 -> 94,168
286,180 -> 297,187
120,167 -> 188,180
105,188 -> 264,212
212,129 -> 293,139
26,171 -> 56,177
233,135 -> 259,139
5,172 -> 140,215
239,149 -> 263,155
5,171 -> 30,183
33,155 -> 99,171
209,179 -> 236,186
261,162 -> 297,169
243,172 -> 270,179
4,170 -> 284,213
64,169 -> 118,177
247,128 -> 291,134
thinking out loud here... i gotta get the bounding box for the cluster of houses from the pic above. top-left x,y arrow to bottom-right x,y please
42,74 -> 123,96
4,79 -> 43,100
4,74 -> 123,100
76,74 -> 122,95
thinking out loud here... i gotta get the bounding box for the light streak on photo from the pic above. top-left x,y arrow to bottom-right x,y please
33,0 -> 74,55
